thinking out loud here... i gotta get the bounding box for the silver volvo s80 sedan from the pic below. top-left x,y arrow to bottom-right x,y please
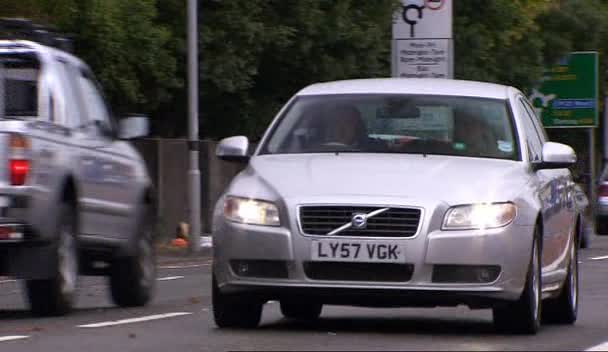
212,78 -> 581,334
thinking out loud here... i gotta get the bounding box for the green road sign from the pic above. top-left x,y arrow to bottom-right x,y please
530,51 -> 598,128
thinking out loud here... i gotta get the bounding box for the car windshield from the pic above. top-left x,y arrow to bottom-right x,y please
260,94 -> 519,160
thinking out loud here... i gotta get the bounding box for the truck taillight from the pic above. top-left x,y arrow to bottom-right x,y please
9,159 -> 29,186
599,184 -> 608,198
8,134 -> 31,186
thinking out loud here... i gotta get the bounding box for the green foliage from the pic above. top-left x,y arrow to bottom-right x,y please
196,0 -> 399,139
2,0 -> 608,140
0,0 -> 179,115
453,0 -> 550,90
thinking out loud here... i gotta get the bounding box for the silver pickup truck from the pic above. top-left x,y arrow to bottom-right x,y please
0,21 -> 156,315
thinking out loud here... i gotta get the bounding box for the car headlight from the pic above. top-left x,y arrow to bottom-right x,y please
223,196 -> 280,226
442,202 -> 516,230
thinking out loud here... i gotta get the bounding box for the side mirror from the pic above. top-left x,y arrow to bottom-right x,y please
216,136 -> 250,163
119,115 -> 149,139
532,142 -> 577,171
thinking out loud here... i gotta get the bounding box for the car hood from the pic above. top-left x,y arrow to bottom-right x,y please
239,153 -> 530,204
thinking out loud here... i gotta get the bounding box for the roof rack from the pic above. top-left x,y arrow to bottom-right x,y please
0,18 -> 73,53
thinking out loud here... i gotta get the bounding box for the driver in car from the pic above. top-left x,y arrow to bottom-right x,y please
324,104 -> 368,147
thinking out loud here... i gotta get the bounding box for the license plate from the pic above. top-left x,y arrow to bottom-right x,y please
311,239 -> 405,263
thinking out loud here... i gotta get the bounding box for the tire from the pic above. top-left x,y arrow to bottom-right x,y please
110,207 -> 156,307
493,232 -> 541,334
542,239 -> 578,324
596,217 -> 608,235
26,204 -> 78,316
280,301 -> 323,321
212,275 -> 262,328
579,223 -> 590,249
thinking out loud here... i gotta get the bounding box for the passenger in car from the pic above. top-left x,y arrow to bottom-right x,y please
453,110 -> 497,157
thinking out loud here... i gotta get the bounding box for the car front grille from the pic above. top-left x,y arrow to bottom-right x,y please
299,206 -> 421,237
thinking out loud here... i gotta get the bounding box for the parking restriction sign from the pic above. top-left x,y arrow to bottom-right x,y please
392,0 -> 453,79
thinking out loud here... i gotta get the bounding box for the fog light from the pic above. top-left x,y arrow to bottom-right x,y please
237,262 -> 249,276
230,260 -> 289,278
432,265 -> 501,283
477,268 -> 492,282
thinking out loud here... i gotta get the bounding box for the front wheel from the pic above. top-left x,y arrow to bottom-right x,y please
212,275 -> 262,328
26,204 -> 78,316
542,239 -> 578,324
493,232 -> 541,334
110,207 -> 156,307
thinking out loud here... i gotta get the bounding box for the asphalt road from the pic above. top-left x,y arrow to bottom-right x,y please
1,238 -> 608,351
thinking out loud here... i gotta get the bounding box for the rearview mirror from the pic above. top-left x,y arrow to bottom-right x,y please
377,106 -> 421,119
532,142 -> 576,171
119,115 -> 149,139
216,136 -> 250,163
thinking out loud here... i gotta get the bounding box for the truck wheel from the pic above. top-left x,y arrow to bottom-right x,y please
579,220 -> 590,249
596,217 -> 608,235
212,275 -> 262,328
280,301 -> 323,320
493,232 -> 541,334
26,204 -> 78,316
110,207 -> 156,307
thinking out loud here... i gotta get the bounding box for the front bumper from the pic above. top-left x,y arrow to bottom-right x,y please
213,218 -> 535,306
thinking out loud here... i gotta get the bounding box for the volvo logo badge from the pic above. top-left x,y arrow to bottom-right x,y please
351,213 -> 367,229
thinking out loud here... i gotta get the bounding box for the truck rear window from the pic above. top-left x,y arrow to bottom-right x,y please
1,54 -> 39,118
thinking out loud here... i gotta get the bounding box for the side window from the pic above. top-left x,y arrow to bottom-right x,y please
76,70 -> 110,125
518,99 -> 543,162
54,59 -> 83,128
522,98 -> 548,143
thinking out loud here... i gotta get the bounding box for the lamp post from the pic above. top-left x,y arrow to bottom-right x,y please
188,0 -> 201,254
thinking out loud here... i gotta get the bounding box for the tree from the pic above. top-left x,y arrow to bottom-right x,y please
0,0 -> 180,116
192,0 -> 399,140
453,0 -> 551,90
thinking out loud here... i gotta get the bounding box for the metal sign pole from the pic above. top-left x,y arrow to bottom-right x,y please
0,62 -> 4,120
188,0 -> 201,254
590,127 -> 597,230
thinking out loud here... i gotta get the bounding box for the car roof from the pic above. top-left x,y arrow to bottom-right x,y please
297,78 -> 513,100
0,40 -> 86,69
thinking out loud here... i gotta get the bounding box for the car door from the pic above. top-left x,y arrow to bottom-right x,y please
517,96 -> 570,273
66,64 -> 135,240
522,98 -> 575,268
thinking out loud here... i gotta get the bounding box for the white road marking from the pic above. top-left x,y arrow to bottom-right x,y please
0,280 -> 16,284
589,255 -> 608,261
78,312 -> 192,328
159,264 -> 209,269
157,276 -> 184,281
586,341 -> 608,351
0,336 -> 29,342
